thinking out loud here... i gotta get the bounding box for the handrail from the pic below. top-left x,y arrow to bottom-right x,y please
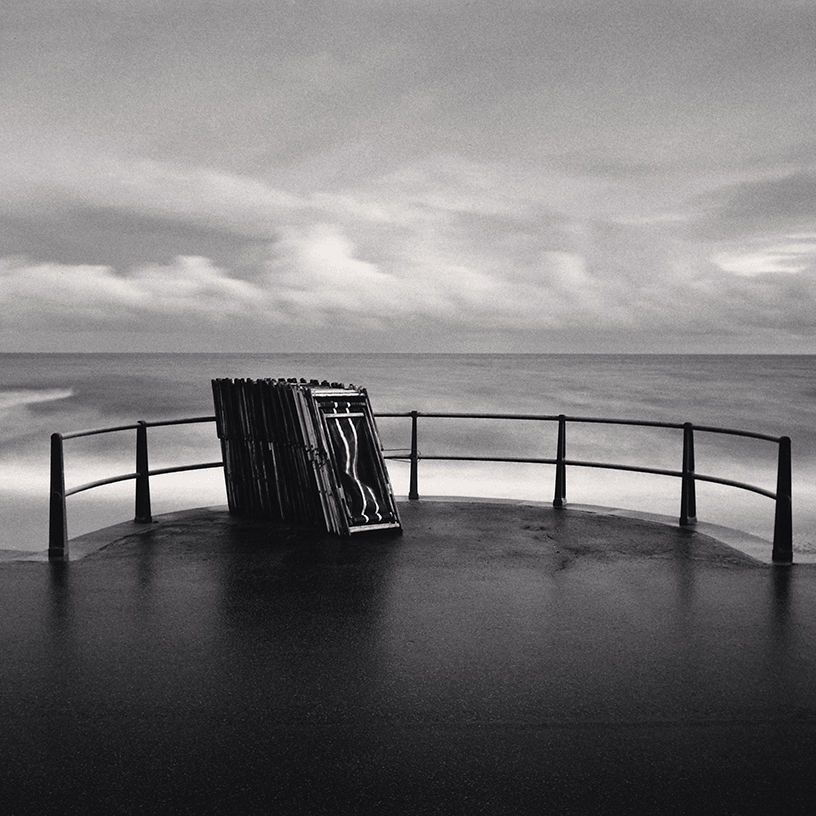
144,416 -> 217,429
49,416 -> 226,558
49,411 -> 794,563
62,423 -> 142,440
376,411 -> 791,562
376,411 -> 783,443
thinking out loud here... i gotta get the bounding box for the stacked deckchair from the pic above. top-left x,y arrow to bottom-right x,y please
211,378 -> 401,535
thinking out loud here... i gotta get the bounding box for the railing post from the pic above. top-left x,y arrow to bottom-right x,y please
680,422 -> 697,526
49,433 -> 69,559
772,436 -> 793,563
135,421 -> 152,523
553,415 -> 566,507
408,411 -> 419,501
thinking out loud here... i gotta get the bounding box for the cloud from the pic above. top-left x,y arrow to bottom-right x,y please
0,256 -> 277,329
0,154 -> 303,235
267,224 -> 409,320
2,228 -> 815,351
692,173 -> 816,241
0,153 -> 311,272
714,235 -> 816,276
1,149 -> 815,351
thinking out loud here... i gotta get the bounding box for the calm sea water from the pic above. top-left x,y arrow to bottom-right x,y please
2,353 -> 815,553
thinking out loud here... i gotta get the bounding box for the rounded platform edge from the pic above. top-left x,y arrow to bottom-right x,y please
399,496 -> 803,566
4,498 -> 810,565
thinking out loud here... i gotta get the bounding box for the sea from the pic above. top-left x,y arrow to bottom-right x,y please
2,353 -> 815,556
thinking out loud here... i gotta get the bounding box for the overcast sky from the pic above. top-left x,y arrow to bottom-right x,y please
2,0 -> 816,353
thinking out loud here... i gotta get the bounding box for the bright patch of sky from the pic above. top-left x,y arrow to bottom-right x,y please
2,0 -> 816,352
715,235 -> 816,276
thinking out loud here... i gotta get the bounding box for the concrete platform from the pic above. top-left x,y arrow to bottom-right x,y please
3,501 -> 816,814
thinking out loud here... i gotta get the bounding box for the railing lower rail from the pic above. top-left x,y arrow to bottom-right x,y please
49,412 -> 793,563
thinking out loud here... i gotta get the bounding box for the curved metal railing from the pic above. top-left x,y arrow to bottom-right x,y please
49,417 -> 224,558
49,411 -> 793,562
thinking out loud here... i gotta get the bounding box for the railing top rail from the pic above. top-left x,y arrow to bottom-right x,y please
379,411 -> 680,427
374,411 -> 783,442
59,416 -> 218,440
56,411 -> 783,446
144,416 -> 217,429
376,411 -> 563,421
60,423 -> 141,440
564,415 -> 782,442
561,415 -> 684,430
691,424 -> 782,444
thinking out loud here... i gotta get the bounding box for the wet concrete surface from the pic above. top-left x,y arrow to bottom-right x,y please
3,501 -> 816,814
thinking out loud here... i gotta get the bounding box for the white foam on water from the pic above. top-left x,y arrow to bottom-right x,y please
0,461 -> 228,552
0,388 -> 74,412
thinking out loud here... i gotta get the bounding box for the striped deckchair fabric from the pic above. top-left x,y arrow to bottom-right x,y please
211,378 -> 401,535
